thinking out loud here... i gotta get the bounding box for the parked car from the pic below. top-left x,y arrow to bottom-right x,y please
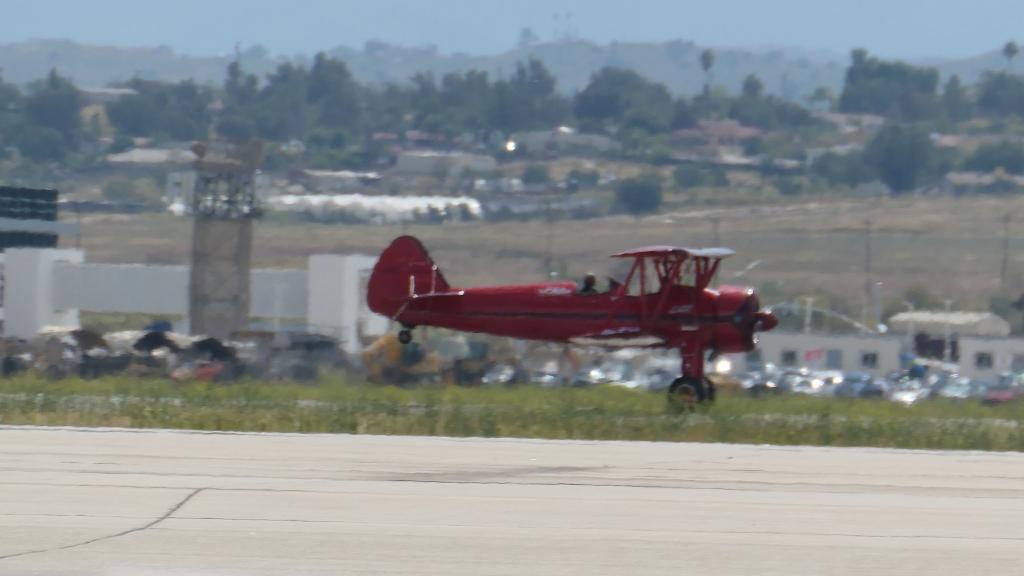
786,369 -> 829,396
530,369 -> 563,388
816,370 -> 845,389
740,370 -> 785,395
932,376 -> 985,401
779,368 -> 808,392
889,378 -> 930,405
982,373 -> 1024,405
572,365 -> 605,387
599,360 -> 635,385
633,367 -> 676,392
832,372 -> 887,399
480,363 -> 527,387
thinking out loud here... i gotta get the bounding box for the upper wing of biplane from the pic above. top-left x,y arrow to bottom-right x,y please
610,246 -> 735,291
610,246 -> 735,259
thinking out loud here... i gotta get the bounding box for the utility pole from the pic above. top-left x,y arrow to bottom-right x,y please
903,301 -> 916,355
710,216 -> 722,246
873,281 -> 884,331
1001,213 -> 1013,292
803,296 -> 815,334
943,299 -> 954,363
863,218 -> 874,328
543,197 -> 554,279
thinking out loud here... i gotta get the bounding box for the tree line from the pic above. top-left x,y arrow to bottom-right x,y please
0,53 -> 817,164
4,45 -> 1024,186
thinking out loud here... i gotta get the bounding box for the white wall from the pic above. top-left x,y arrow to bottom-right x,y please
53,263 -> 308,319
755,331 -> 904,375
250,269 -> 308,319
394,151 -> 497,177
54,262 -> 188,314
307,254 -> 388,354
958,337 -> 1024,379
4,248 -> 387,350
307,255 -> 348,346
5,249 -> 84,338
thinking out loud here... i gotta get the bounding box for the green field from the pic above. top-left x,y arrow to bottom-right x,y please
3,375 -> 1023,451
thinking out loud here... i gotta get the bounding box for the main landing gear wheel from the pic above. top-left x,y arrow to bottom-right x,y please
397,329 -> 413,345
668,376 -> 706,412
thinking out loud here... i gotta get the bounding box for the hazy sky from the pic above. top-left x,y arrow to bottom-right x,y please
2,0 -> 1021,60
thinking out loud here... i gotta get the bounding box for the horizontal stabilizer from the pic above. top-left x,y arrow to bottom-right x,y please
410,291 -> 465,300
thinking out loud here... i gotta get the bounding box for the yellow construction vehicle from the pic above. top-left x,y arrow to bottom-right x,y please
361,334 -> 442,386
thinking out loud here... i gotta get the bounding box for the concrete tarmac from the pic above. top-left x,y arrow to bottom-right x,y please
1,426 -> 1023,575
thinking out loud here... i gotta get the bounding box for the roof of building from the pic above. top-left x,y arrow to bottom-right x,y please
888,311 -> 1011,337
398,150 -> 492,159
106,148 -> 197,165
303,169 -> 382,180
944,171 -> 1024,187
673,119 -> 763,142
81,87 -> 138,97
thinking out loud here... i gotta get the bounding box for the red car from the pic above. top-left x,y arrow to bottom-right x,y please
982,373 -> 1024,405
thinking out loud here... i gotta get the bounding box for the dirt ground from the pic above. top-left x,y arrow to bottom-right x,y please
63,194 -> 1024,310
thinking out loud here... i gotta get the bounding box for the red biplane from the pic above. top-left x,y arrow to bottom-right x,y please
367,236 -> 778,404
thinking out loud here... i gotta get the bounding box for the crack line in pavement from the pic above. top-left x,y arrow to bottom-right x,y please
0,487 -> 204,561
161,516 -> 1024,542
2,464 -> 1018,494
0,478 -> 1020,502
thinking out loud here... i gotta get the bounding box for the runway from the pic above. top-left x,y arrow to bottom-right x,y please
1,427 -> 1023,575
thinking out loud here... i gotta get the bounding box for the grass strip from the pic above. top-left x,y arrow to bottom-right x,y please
1,374 -> 1022,451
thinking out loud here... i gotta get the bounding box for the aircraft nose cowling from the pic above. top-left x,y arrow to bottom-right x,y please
754,310 -> 778,332
714,286 -> 770,353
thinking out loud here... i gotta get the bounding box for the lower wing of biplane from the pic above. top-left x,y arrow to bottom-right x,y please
568,327 -> 665,348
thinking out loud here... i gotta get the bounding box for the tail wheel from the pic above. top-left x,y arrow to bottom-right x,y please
668,377 -> 706,411
397,329 -> 413,345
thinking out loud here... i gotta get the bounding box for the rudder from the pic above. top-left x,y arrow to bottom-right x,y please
367,236 -> 450,318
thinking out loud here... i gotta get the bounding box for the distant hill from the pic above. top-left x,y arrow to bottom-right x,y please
328,40 -> 848,100
0,39 -> 280,88
1,38 -> 1020,100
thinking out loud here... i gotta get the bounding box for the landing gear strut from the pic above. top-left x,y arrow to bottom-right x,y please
397,329 -> 413,345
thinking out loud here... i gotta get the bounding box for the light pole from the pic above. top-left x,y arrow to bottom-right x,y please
873,281 -> 884,331
1001,213 -> 1013,292
943,299 -> 954,364
863,218 -> 873,327
803,296 -> 815,334
543,197 -> 554,279
902,300 -> 916,355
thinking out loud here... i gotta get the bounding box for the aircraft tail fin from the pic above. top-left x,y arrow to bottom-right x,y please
367,236 -> 451,318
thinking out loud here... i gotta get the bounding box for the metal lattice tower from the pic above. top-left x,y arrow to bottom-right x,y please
188,141 -> 263,339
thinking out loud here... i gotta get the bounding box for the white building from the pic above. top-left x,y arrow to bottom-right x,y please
80,87 -> 138,106
753,331 -> 903,376
1,248 -> 388,354
750,329 -> 1024,380
510,127 -> 620,155
394,151 -> 497,178
956,337 -> 1024,379
106,147 -> 197,167
301,169 -> 382,192
888,311 -> 1011,338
